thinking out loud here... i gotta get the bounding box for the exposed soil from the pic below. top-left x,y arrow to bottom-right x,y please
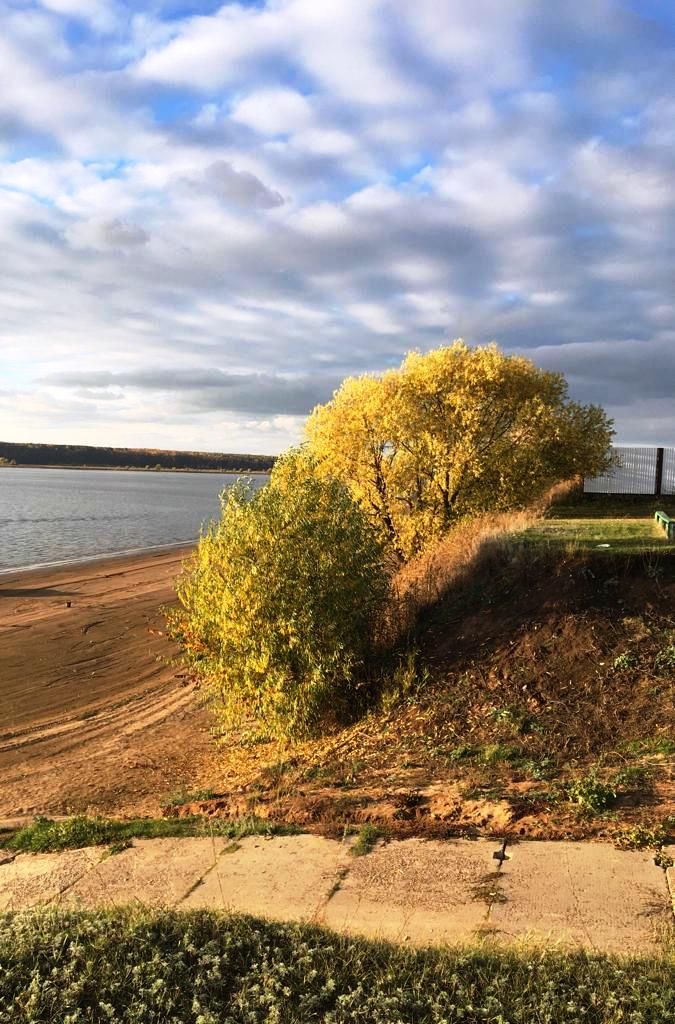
0,549 -> 217,822
169,549 -> 675,843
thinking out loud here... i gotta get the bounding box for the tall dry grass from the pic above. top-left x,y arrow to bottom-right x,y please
383,479 -> 579,644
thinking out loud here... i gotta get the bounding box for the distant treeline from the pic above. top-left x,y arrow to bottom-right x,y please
0,442 -> 275,473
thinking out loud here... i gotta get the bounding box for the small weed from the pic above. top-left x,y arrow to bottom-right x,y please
488,706 -> 517,724
644,555 -> 664,580
488,706 -> 538,736
612,652 -> 638,672
508,787 -> 560,810
615,824 -> 668,851
654,849 -> 674,870
567,772 -> 616,815
655,645 -> 675,672
380,651 -> 429,711
446,744 -> 479,763
479,743 -> 526,765
522,757 -> 557,781
349,824 -> 383,857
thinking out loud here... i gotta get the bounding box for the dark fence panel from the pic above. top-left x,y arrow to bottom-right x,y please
663,448 -> 675,496
584,446 -> 660,495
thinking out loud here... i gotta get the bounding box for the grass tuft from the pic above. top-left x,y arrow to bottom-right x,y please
349,823 -> 384,856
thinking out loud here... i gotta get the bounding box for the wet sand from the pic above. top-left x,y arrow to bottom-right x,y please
0,548 -> 216,823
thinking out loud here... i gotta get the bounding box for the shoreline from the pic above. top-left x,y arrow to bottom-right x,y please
0,540 -> 196,582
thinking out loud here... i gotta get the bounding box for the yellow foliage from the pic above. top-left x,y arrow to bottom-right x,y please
306,340 -> 613,558
168,451 -> 389,740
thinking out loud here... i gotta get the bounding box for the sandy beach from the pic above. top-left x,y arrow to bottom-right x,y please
0,548 -> 216,823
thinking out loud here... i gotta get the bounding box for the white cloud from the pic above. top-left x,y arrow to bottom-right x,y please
136,4 -> 288,90
231,87 -> 313,135
346,302 -> 403,335
2,0 -> 675,451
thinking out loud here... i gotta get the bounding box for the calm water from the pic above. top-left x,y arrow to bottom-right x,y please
0,467 -> 267,573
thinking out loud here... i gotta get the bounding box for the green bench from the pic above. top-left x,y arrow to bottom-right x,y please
655,510 -> 675,540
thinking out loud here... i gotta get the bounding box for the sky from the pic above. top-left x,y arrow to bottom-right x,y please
2,1 -> 675,455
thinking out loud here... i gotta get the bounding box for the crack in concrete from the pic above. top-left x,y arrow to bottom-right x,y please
312,835 -> 354,924
176,837 -> 229,908
483,839 -> 509,924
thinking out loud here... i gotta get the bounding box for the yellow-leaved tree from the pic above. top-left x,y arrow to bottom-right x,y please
306,341 -> 613,558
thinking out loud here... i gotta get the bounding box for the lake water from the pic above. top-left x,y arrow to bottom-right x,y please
0,467 -> 267,573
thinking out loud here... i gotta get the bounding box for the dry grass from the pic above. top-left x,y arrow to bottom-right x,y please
384,480 -> 581,644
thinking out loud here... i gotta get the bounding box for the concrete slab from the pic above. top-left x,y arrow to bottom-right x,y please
323,838 -> 499,945
181,834 -> 350,922
0,848 -> 102,909
491,840 -> 670,954
62,837 -> 224,908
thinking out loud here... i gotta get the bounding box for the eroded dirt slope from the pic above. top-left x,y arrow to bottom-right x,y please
171,549 -> 675,842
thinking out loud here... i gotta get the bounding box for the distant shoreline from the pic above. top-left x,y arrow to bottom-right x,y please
0,441 -> 276,474
0,464 -> 271,475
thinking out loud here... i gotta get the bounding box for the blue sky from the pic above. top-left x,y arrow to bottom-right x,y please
2,0 -> 675,453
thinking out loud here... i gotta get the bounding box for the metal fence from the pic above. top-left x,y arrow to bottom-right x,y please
583,445 -> 675,495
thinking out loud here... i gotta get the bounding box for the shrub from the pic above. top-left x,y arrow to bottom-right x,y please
567,771 -> 616,815
168,452 -> 389,740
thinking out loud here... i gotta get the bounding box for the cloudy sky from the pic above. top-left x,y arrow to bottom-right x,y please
2,0 -> 675,454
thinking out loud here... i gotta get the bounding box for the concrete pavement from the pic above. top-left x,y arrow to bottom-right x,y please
1,835 -> 672,955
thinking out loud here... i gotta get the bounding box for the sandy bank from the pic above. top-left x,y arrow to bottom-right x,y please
0,547 -> 216,822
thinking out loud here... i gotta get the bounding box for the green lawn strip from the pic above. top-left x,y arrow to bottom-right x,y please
523,517 -> 669,554
0,908 -> 673,1023
1,815 -> 299,854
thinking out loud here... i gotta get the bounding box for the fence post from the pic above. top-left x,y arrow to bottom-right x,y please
655,447 -> 664,497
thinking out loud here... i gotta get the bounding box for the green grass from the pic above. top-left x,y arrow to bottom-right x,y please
0,908 -> 673,1023
524,517 -> 670,554
619,737 -> 675,757
349,823 -> 383,856
1,815 -> 299,854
